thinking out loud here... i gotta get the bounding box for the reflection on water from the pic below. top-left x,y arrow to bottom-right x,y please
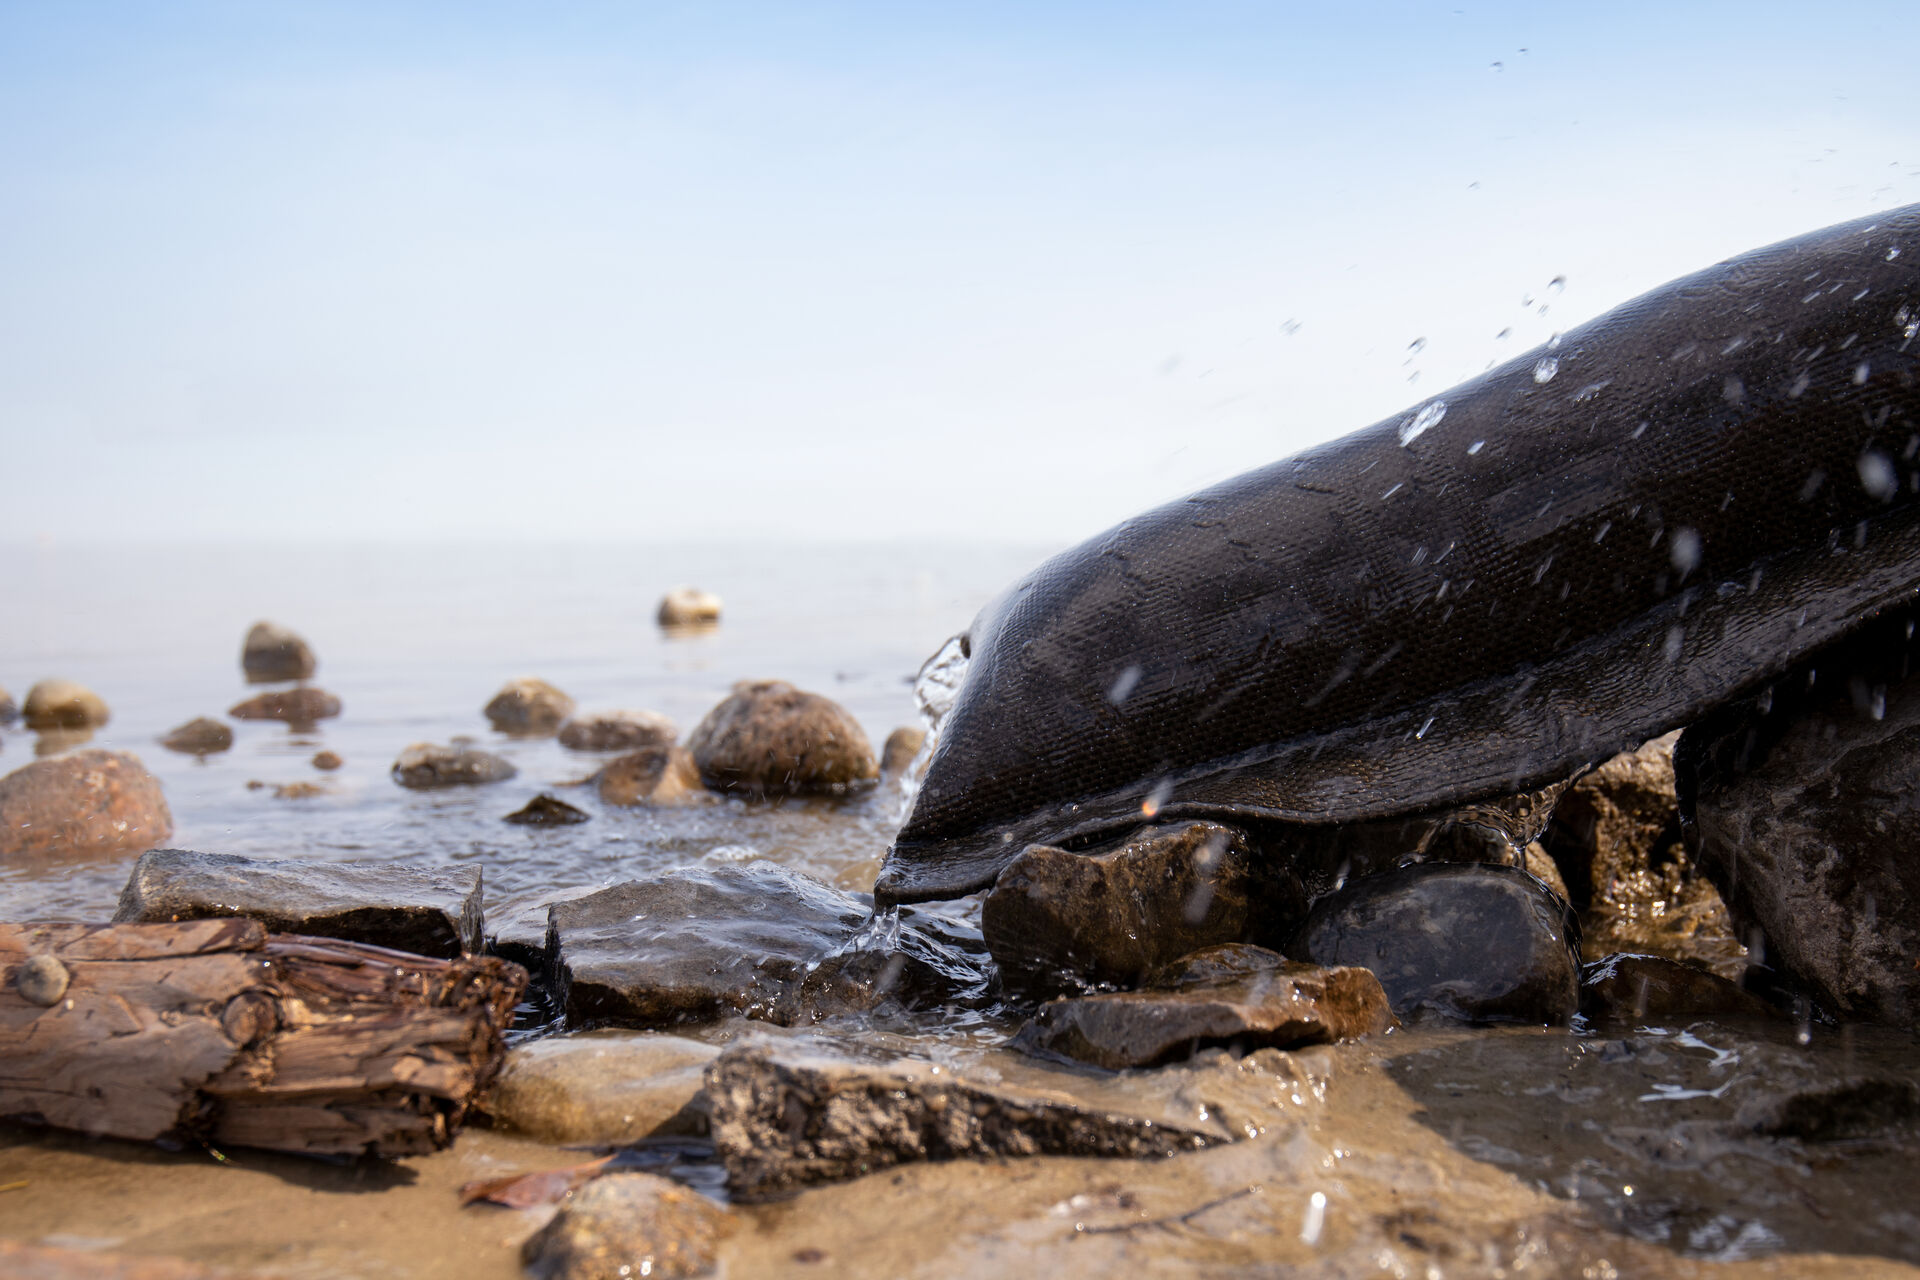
0,539 -> 1052,923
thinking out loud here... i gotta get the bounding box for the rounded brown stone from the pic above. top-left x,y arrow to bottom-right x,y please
241,620 -> 317,683
483,678 -> 573,736
21,679 -> 109,730
0,749 -> 172,858
686,680 -> 877,797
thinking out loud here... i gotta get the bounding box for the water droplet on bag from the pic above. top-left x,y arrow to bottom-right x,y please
1859,450 -> 1898,501
1398,399 -> 1447,445
1670,527 -> 1702,575
1533,357 -> 1560,384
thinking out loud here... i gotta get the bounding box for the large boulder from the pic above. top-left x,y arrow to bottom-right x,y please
228,687 -> 341,724
981,820 -> 1305,1000
558,709 -> 676,753
21,679 -> 109,730
657,586 -> 722,628
113,848 -> 483,956
686,680 -> 877,796
545,862 -> 985,1028
1296,861 -> 1581,1025
159,717 -> 233,756
485,1031 -> 718,1143
484,678 -> 574,736
1678,609 -> 1920,1023
519,1171 -> 734,1280
1013,952 -> 1394,1070
595,746 -> 705,806
392,742 -> 516,789
0,749 -> 171,858
240,620 -> 316,683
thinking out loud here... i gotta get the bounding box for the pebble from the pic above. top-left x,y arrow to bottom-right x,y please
483,678 -> 574,736
595,746 -> 704,806
159,718 -> 233,756
228,688 -> 341,724
240,620 -> 316,683
657,586 -> 723,628
557,709 -> 676,753
391,742 -> 516,789
519,1171 -> 734,1280
485,1031 -> 718,1143
504,793 -> 590,826
21,679 -> 109,730
686,680 -> 877,796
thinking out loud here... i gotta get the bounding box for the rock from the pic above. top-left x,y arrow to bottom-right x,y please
1738,1079 -> 1920,1142
595,746 -> 705,806
1012,958 -> 1394,1070
657,586 -> 722,628
0,685 -> 16,724
21,678 -> 109,730
159,717 -> 232,756
0,1239 -> 239,1279
546,862 -> 983,1028
558,709 -> 677,753
686,680 -> 877,797
484,677 -> 574,736
311,750 -> 342,770
1296,861 -> 1580,1025
0,749 -> 171,858
879,726 -> 925,776
240,620 -> 316,683
485,1031 -> 718,1143
392,742 -> 516,789
981,820 -> 1306,1000
506,793 -> 590,826
1578,953 -> 1775,1022
703,1033 -> 1323,1196
519,1171 -> 733,1280
1142,941 -> 1294,988
228,687 -> 341,724
113,848 -> 483,956
272,781 -> 325,799
1544,731 -> 1740,974
16,953 -> 71,1005
1678,610 -> 1920,1022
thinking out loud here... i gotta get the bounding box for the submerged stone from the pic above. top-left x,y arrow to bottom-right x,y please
982,820 -> 1305,1000
546,862 -> 982,1028
311,750 -> 343,770
504,793 -> 590,826
392,742 -> 516,788
1679,612 -> 1920,1024
0,749 -> 171,859
879,726 -> 925,776
520,1171 -> 733,1280
486,1031 -> 718,1144
686,680 -> 877,797
483,677 -> 574,736
1579,953 -> 1774,1022
240,620 -> 317,683
1013,957 -> 1393,1070
595,745 -> 704,806
1738,1078 -> 1920,1142
1297,861 -> 1580,1025
159,717 -> 232,756
558,709 -> 677,753
21,679 -> 109,730
113,848 -> 483,956
228,687 -> 341,724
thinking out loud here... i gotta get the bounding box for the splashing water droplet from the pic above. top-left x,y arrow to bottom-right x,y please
1108,664 -> 1143,704
1415,715 -> 1436,740
1664,624 -> 1685,664
1300,1191 -> 1328,1246
1533,357 -> 1560,384
1495,327 -> 1512,340
897,635 -> 971,819
1889,246 -> 1903,260
1859,450 -> 1898,501
1398,399 -> 1447,445
1547,275 -> 1567,295
1140,778 -> 1175,818
1670,527 -> 1703,575
1854,361 -> 1871,385
1406,337 -> 1427,354
1467,440 -> 1485,455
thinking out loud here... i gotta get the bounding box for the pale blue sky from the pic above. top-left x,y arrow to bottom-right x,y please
2,3 -> 1914,545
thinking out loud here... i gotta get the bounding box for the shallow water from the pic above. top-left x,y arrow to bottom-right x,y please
0,539 -> 1046,922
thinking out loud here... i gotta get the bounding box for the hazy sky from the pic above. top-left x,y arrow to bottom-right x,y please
3,3 -> 1914,546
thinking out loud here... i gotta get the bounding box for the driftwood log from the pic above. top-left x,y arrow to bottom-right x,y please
0,919 -> 525,1157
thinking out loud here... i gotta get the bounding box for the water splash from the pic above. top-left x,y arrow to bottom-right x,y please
1533,356 -> 1559,384
897,634 -> 970,821
1398,399 -> 1447,445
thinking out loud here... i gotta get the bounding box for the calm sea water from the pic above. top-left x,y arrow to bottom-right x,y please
0,539 -> 1053,929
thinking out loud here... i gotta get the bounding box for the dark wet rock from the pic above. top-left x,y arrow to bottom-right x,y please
485,1031 -> 718,1143
21,678 -> 109,730
1143,941 -> 1292,988
687,680 -> 877,797
520,1170 -> 733,1280
879,726 -> 925,776
311,750 -> 342,770
1738,1078 -> 1920,1142
595,745 -> 705,807
483,677 -> 574,736
657,586 -> 722,628
1579,953 -> 1774,1022
982,820 -> 1306,1000
240,620 -> 317,683
159,717 -> 232,756
546,862 -> 983,1028
1678,613 -> 1920,1024
0,749 -> 171,858
1013,959 -> 1394,1070
704,1037 -> 1227,1196
0,685 -> 16,724
113,848 -> 483,956
505,793 -> 590,826
391,741 -> 516,789
558,709 -> 677,753
228,687 -> 341,724
1297,861 -> 1580,1025
1543,732 -> 1741,976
